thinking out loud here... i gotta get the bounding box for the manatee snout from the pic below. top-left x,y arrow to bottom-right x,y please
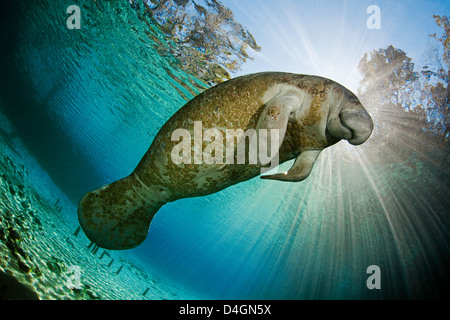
340,108 -> 373,145
328,103 -> 373,145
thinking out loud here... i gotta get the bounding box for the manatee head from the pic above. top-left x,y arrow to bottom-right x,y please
326,85 -> 373,146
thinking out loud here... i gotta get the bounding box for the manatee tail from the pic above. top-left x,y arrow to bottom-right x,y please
77,175 -> 163,250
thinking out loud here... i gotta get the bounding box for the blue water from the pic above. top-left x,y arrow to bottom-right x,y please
0,0 -> 449,300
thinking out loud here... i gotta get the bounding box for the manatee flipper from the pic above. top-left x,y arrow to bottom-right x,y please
261,149 -> 321,182
255,94 -> 302,165
78,175 -> 162,250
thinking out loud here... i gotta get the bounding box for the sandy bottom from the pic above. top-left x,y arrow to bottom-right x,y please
0,132 -> 197,300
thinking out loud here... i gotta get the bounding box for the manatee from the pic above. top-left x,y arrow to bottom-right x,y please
78,72 -> 373,250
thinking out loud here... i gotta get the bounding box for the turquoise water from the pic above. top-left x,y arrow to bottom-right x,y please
0,0 -> 449,300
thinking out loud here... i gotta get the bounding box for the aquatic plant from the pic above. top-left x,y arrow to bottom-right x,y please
46,256 -> 67,275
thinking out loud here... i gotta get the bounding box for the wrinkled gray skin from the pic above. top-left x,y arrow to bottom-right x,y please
78,72 -> 374,250
258,76 -> 373,181
327,94 -> 374,146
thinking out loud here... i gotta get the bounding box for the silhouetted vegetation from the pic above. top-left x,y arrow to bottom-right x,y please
357,15 -> 449,165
